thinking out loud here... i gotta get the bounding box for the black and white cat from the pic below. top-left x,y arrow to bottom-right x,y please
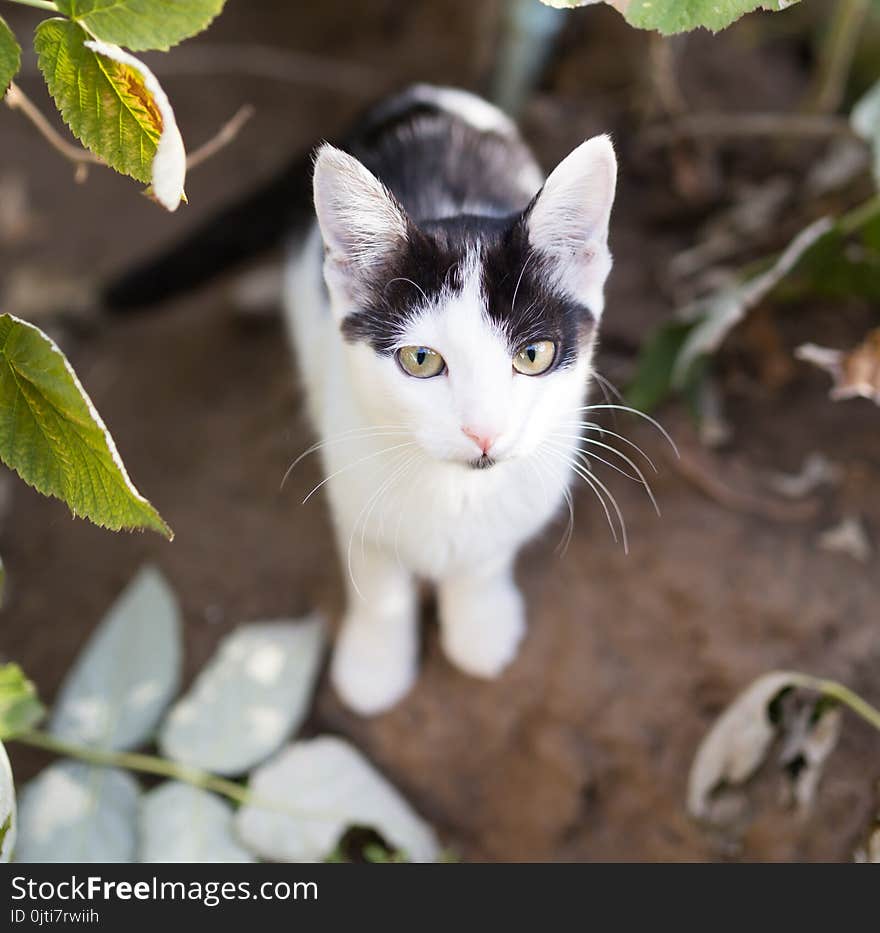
105,84 -> 619,716
286,85 -> 617,713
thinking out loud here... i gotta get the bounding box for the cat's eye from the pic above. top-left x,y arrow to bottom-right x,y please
513,340 -> 556,376
397,345 -> 446,378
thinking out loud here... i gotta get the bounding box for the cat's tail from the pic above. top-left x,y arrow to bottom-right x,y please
101,150 -> 314,312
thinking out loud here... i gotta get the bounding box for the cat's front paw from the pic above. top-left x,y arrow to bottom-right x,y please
439,580 -> 526,679
330,611 -> 418,715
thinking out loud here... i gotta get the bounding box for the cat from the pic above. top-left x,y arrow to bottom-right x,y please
285,85 -> 617,714
104,84 -> 618,715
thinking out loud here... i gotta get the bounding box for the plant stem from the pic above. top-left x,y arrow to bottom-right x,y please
806,0 -> 870,114
4,0 -> 57,11
790,674 -> 880,733
15,729 -> 253,806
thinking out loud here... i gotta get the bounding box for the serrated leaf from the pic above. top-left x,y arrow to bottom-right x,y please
57,0 -> 226,53
16,761 -> 139,862
852,79 -> 880,188
34,20 -> 186,211
0,741 -> 15,863
0,16 -> 21,97
159,617 -> 325,776
0,664 -> 45,740
139,782 -> 255,863
626,1 -> 801,35
540,0 -> 801,33
236,737 -> 438,863
0,313 -> 171,537
51,566 -> 182,750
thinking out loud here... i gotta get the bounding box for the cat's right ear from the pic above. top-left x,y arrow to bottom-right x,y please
313,144 -> 409,305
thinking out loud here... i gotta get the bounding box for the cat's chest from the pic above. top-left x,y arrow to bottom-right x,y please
322,442 -> 571,578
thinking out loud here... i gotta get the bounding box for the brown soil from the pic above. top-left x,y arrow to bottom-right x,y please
2,0 -> 878,862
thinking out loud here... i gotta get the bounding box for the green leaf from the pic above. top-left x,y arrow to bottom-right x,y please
0,663 -> 46,741
625,320 -> 695,413
625,0 -> 800,35
0,741 -> 15,863
56,0 -> 226,53
540,0 -> 801,33
16,761 -> 140,862
0,16 -> 21,97
34,19 -> 187,210
159,616 -> 325,776
51,566 -> 182,750
0,313 -> 172,537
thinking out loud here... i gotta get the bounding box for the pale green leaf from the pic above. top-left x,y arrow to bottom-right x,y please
16,761 -> 139,862
159,617 -> 325,776
852,80 -> 880,188
236,737 -> 439,863
51,566 -> 182,750
34,20 -> 186,210
0,741 -> 15,863
139,783 -> 255,863
57,0 -> 226,53
0,664 -> 45,740
0,17 -> 21,97
0,313 -> 171,537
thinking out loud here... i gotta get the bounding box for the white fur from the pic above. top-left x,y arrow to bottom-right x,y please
527,135 -> 617,317
285,132 -> 616,715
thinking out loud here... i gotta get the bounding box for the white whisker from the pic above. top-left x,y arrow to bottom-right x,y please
576,404 -> 679,457
548,433 -> 660,516
559,420 -> 658,472
301,441 -> 417,505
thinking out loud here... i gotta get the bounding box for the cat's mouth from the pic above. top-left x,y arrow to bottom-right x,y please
469,454 -> 496,470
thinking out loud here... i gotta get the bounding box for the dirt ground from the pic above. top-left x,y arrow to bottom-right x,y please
2,0 -> 878,861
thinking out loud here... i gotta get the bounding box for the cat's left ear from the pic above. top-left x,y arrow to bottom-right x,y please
526,134 -> 617,316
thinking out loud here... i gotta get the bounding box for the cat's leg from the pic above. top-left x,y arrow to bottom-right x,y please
330,542 -> 419,715
438,553 -> 526,679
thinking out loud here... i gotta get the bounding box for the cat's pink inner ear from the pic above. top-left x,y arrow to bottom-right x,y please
527,134 -> 617,257
313,143 -> 409,274
526,134 -> 617,315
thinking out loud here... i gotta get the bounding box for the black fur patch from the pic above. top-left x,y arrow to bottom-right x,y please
341,212 -> 595,370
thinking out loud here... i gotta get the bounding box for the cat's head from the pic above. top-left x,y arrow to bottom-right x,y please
312,136 -> 617,469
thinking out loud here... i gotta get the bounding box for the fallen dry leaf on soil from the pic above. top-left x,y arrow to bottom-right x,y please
816,515 -> 873,563
688,672 -> 795,821
796,328 -> 880,405
688,671 -> 843,823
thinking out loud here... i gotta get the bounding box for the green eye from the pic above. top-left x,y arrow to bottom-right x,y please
397,346 -> 446,378
513,340 -> 556,376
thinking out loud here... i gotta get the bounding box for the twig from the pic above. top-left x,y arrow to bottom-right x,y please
6,82 -> 254,181
670,447 -> 820,523
642,112 -> 857,149
4,82 -> 102,183
186,103 -> 255,170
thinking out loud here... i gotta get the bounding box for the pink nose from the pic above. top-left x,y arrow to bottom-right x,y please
462,427 -> 497,455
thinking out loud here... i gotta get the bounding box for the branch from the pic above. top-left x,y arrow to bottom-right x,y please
6,82 -> 255,182
4,82 -> 102,183
186,103 -> 255,170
